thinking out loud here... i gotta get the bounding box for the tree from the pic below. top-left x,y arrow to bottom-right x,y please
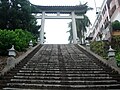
0,0 -> 40,35
67,3 -> 92,44
67,22 -> 73,43
76,14 -> 91,44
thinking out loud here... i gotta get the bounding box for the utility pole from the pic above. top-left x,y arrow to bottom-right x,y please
94,0 -> 97,14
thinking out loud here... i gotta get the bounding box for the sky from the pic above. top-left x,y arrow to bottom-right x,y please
29,0 -> 104,44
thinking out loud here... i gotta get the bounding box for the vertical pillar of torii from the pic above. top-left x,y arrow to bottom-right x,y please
71,11 -> 78,44
40,11 -> 45,44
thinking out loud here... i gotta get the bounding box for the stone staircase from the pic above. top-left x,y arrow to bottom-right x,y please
0,44 -> 120,89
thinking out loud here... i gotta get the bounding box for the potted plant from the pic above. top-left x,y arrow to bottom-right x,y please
112,20 -> 120,36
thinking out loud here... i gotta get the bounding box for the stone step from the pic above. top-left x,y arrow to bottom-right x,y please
17,70 -> 114,74
3,88 -> 49,90
16,72 -> 110,77
4,74 -> 115,80
7,81 -> 118,87
10,78 -> 117,84
22,65 -> 101,68
3,75 -> 120,81
20,68 -> 104,71
28,69 -> 117,73
19,68 -> 113,72
3,83 -> 120,89
13,75 -> 114,80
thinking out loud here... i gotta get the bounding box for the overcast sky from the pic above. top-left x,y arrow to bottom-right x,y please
29,0 -> 104,44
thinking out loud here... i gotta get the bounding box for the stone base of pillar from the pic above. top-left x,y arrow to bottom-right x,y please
7,57 -> 16,67
108,57 -> 117,68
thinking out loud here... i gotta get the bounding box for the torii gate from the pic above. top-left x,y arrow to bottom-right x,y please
32,5 -> 87,44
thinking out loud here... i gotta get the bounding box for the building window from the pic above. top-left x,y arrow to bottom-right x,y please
107,0 -> 112,9
98,15 -> 102,23
93,29 -> 95,35
106,16 -> 109,22
111,5 -> 116,16
100,25 -> 104,32
95,23 -> 98,29
102,6 -> 107,16
118,0 -> 120,6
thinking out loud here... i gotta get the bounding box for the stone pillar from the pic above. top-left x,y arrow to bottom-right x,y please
40,11 -> 45,44
71,11 -> 78,44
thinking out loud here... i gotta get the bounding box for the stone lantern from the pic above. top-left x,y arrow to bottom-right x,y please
85,37 -> 93,50
108,46 -> 117,68
7,45 -> 16,68
108,46 -> 115,57
29,40 -> 33,48
8,45 -> 16,57
37,38 -> 40,43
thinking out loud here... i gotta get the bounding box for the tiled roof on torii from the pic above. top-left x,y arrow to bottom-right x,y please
32,5 -> 88,14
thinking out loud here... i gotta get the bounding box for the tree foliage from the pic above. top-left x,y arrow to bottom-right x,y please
76,14 -> 91,43
67,3 -> 92,44
0,29 -> 35,55
90,41 -> 109,58
111,36 -> 120,52
67,22 -> 73,43
0,0 -> 40,35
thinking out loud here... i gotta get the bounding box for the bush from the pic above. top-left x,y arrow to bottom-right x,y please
0,29 -> 36,55
115,52 -> 120,67
111,36 -> 120,67
90,41 -> 109,58
111,36 -> 120,53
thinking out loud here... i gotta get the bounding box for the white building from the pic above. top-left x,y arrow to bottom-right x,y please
88,0 -> 120,41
